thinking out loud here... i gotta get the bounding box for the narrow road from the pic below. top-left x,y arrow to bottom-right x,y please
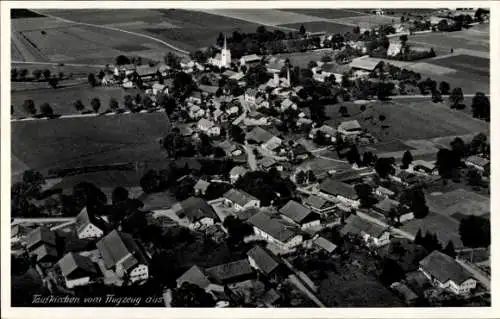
12,60 -> 106,68
456,259 -> 491,290
243,142 -> 258,171
12,109 -> 166,122
391,94 -> 489,99
33,10 -> 190,55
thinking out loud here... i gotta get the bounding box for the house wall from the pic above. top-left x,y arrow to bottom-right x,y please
377,231 -> 391,246
130,264 -> 149,283
301,220 -> 321,230
78,223 -> 104,240
336,195 -> 360,208
192,217 -> 215,229
465,161 -> 485,172
399,212 -> 414,223
285,235 -> 304,250
65,276 -> 91,289
419,268 -> 476,295
252,227 -> 302,250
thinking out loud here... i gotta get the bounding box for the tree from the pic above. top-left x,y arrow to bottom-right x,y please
471,92 -> 490,120
380,258 -> 405,286
414,229 -> 424,246
459,216 -> 490,248
124,95 -> 134,111
40,103 -> 54,117
374,157 -> 395,178
48,77 -> 58,89
295,170 -> 308,185
439,81 -> 450,95
74,100 -> 85,112
88,73 -> 97,87
436,149 -> 459,178
307,60 -> 317,70
321,54 -> 333,63
43,69 -> 51,79
401,150 -> 413,169
467,170 -> 483,187
140,170 -> 161,194
91,98 -> 101,113
411,188 -> 429,219
229,125 -> 245,144
346,145 -> 361,166
19,69 -> 29,80
442,241 -> 456,258
109,98 -> 119,111
143,95 -> 154,110
23,99 -> 36,115
164,52 -> 181,69
469,132 -> 488,155
116,55 -> 131,66
11,68 -> 18,80
449,87 -> 464,109
32,69 -> 42,80
171,282 -> 216,307
450,137 -> 467,159
354,183 -> 376,207
299,24 -> 306,35
223,215 -> 253,243
111,186 -> 129,205
339,105 -> 349,117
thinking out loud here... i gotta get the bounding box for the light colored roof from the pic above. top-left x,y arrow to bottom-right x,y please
75,207 -> 107,235
199,84 -> 219,94
317,125 -> 337,136
313,236 -> 337,253
340,214 -> 388,237
223,70 -> 237,77
279,200 -> 317,224
247,127 -> 274,144
246,88 -> 258,97
224,188 -> 258,207
32,244 -> 58,262
198,118 -> 215,130
260,157 -> 278,169
177,265 -> 211,289
281,98 -> 295,109
413,160 -> 435,170
194,179 -> 211,192
419,251 -> 474,285
349,57 -> 383,71
466,155 -> 490,167
230,165 -> 248,176
338,120 -> 361,131
241,54 -> 261,63
136,65 -> 158,76
373,198 -> 399,214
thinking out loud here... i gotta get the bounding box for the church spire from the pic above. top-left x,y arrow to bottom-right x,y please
223,34 -> 227,51
287,67 -> 291,87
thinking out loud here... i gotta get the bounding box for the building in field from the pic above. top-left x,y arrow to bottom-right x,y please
337,120 -> 362,136
209,35 -> 232,69
96,230 -> 149,283
465,155 -> 490,173
418,250 -> 477,295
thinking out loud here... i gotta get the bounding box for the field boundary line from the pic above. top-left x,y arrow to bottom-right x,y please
32,10 -> 190,56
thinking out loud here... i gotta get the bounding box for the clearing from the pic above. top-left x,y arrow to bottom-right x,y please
400,212 -> 463,248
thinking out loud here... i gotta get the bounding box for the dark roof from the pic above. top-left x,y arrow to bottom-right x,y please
391,282 -> 418,303
248,212 -> 300,243
206,259 -> 254,284
246,246 -> 281,276
279,200 -> 318,224
246,127 -> 273,144
293,143 -> 309,156
177,265 -> 211,289
26,227 -> 56,250
340,214 -> 388,237
373,198 -> 399,214
303,195 -> 335,211
419,250 -> 474,285
58,252 -> 98,277
96,230 -> 146,271
75,207 -> 108,234
136,65 -> 158,76
224,188 -> 258,207
262,288 -> 282,305
177,197 -> 218,222
319,63 -> 350,74
198,84 -> 219,94
319,179 -> 358,199
174,158 -> 202,171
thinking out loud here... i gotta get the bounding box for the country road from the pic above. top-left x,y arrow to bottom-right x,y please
12,61 -> 106,68
11,108 -> 166,122
33,10 -> 190,56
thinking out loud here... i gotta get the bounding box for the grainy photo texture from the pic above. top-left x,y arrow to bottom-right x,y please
10,7 -> 490,308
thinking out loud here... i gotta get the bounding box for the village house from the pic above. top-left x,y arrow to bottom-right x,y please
349,56 -> 384,77
114,64 -> 136,77
319,179 -> 360,208
240,54 -> 261,66
96,230 -> 149,283
151,83 -> 167,96
387,41 -> 403,57
223,188 -> 261,211
229,165 -> 248,184
173,196 -> 219,229
57,252 -> 99,289
313,63 -> 348,84
291,143 -> 311,161
26,227 -> 57,257
246,245 -> 285,282
194,179 -> 211,196
419,250 -> 477,295
411,160 -> 437,175
244,88 -> 258,104
280,98 -> 297,112
373,198 -> 414,223
248,212 -> 303,251
205,259 -> 255,286
465,155 -> 490,173
260,157 -> 283,172
340,214 -> 391,247
75,207 -> 108,240
303,195 -> 337,216
311,236 -> 338,254
278,200 -> 321,230
309,125 -> 337,143
338,120 -> 362,136
188,91 -> 203,104
263,135 -> 283,153
136,65 -> 158,81
255,96 -> 270,109
11,224 -> 33,241
375,185 -> 396,198
246,127 -> 274,146
390,282 -> 419,306
199,84 -> 220,97
219,140 -> 243,157
176,265 -> 225,295
197,118 -> 221,136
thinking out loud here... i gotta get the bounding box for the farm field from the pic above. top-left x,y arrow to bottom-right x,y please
326,100 -> 489,142
408,28 -> 489,55
429,54 -> 489,77
426,189 -> 490,220
196,9 -> 326,26
332,14 -> 398,29
281,9 -> 366,19
11,112 -> 170,174
271,49 -> 336,68
280,21 -> 353,35
11,84 -> 140,117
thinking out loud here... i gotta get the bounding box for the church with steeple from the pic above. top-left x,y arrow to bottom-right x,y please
209,35 -> 232,69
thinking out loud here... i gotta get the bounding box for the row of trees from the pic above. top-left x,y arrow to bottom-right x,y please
11,68 -> 65,82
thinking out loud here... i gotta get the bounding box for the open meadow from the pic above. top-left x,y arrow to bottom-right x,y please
11,112 -> 170,174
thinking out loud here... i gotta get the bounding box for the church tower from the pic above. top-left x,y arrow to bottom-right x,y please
220,35 -> 231,68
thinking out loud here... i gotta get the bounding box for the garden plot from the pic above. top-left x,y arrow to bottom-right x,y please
198,9 -> 326,26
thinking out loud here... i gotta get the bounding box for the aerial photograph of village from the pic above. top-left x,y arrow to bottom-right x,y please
9,6 -> 490,308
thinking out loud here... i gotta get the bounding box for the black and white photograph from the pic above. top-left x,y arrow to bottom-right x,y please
4,1 -> 493,314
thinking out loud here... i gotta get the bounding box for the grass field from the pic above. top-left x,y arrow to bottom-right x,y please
426,189 -> 490,219
281,9 -> 366,19
401,212 -> 463,248
12,84 -> 140,117
280,21 -> 353,35
12,112 -> 170,174
408,28 -> 489,55
332,14 -> 398,29
197,9 -> 325,26
429,54 -> 489,77
325,100 -> 489,142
